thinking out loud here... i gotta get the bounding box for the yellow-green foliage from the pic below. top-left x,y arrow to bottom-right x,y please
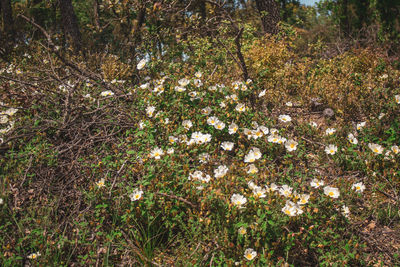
101,54 -> 133,81
306,49 -> 400,118
245,35 -> 400,118
245,36 -> 310,105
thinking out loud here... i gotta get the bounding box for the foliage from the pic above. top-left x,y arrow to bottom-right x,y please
0,1 -> 400,266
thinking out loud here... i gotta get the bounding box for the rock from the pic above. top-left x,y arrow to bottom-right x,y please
323,108 -> 335,118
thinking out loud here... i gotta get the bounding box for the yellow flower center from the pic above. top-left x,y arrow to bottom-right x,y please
329,192 -> 334,196
135,194 -> 140,199
285,209 -> 292,215
290,144 -> 295,148
236,201 -> 241,205
245,254 -> 253,260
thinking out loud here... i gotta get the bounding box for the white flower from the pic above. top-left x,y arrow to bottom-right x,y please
368,143 -> 384,154
178,78 -> 190,87
309,121 -> 318,128
188,171 -> 211,183
279,114 -> 292,123
231,193 -> 247,207
27,252 -> 41,259
244,248 -> 257,261
395,95 -> 400,104
258,89 -> 266,97
378,113 -> 385,119
244,152 -> 256,163
195,71 -> 202,78
267,135 -> 280,144
279,184 -> 293,197
248,180 -> 257,190
270,128 -> 279,135
182,120 -> 193,130
199,153 -> 210,163
100,90 -> 114,97
277,136 -> 287,144
286,101 -> 293,107
259,126 -> 269,135
199,133 -> 212,144
129,188 -> 143,201
150,147 -> 164,159
310,179 -> 324,188
0,115 -> 8,124
201,107 -> 212,115
342,205 -> 350,218
207,116 -> 219,126
356,122 -> 366,131
324,186 -> 340,198
221,141 -> 234,151
270,183 -> 278,192
140,82 -> 150,89
391,145 -> 399,154
325,144 -> 337,155
244,148 -> 262,163
189,171 -> 205,181
168,136 -> 177,144
230,94 -> 239,101
194,79 -> 203,87
4,108 -> 18,116
348,133 -> 358,145
214,165 -> 229,178
174,86 -> 186,92
167,148 -> 174,154
228,123 -> 239,134
146,106 -> 156,117
0,198 -> 3,205
282,200 -> 303,216
96,178 -> 105,188
238,227 -> 247,235
325,128 -> 336,136
247,164 -> 258,174
235,103 -> 246,113
285,140 -> 298,152
297,194 -> 310,205
137,58 -> 147,70
215,121 -> 226,130
251,129 -> 264,139
351,182 -> 365,193
253,186 -> 267,198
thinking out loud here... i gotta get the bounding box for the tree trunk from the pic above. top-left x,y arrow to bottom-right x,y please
1,0 -> 14,34
254,0 -> 280,35
93,0 -> 100,30
59,0 -> 82,52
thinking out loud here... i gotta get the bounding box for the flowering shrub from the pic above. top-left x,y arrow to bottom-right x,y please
0,30 -> 399,266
